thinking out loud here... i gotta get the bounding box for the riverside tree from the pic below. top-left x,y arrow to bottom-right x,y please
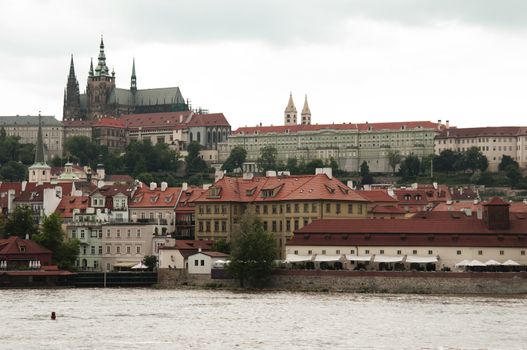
4,206 -> 38,239
32,213 -> 79,270
229,212 -> 277,288
221,146 -> 247,173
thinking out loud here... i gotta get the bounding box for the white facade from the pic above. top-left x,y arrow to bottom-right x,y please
187,252 -> 228,274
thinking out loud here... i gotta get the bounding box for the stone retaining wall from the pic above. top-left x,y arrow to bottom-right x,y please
158,269 -> 527,294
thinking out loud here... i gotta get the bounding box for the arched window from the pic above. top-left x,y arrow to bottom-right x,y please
197,132 -> 201,143
207,131 -> 211,143
190,132 -> 193,142
213,130 -> 217,143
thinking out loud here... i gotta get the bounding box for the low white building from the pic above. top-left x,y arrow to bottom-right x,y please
188,251 -> 229,274
158,240 -> 213,269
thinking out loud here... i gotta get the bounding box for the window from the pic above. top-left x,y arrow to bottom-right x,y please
286,204 -> 291,213
380,249 -> 384,254
286,220 -> 291,231
80,230 -> 85,239
348,204 -> 353,214
499,250 -> 504,255
294,250 -> 298,255
365,250 -> 370,254
336,250 -> 340,254
71,229 -> 77,239
136,246 -> 141,254
303,203 -> 309,213
201,260 -> 205,266
116,246 -> 121,254
311,203 -> 317,213
322,250 -> 326,254
412,250 -> 417,255
263,221 -> 268,231
272,221 -> 277,232
308,250 -> 312,254
478,250 -> 483,255
116,229 -> 121,238
106,229 -> 111,238
106,263 -> 111,271
358,205 -> 363,215
396,250 -> 402,255
294,220 -> 299,230
350,249 -> 355,255
273,205 -> 278,214
136,229 -> 141,238
456,250 -> 462,255
255,205 -> 260,214
294,204 -> 299,213
428,250 -> 433,255
106,246 -> 111,254
521,250 -> 525,256
336,203 -> 341,214
99,246 -> 102,255
194,260 -> 198,266
127,230 -> 131,238
221,221 -> 226,232
326,203 -> 331,213
126,246 -> 131,254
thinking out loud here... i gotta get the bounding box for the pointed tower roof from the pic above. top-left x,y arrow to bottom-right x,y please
89,57 -> 94,77
33,112 -> 47,165
68,54 -> 76,77
284,92 -> 297,113
95,35 -> 109,76
131,58 -> 137,92
302,94 -> 311,115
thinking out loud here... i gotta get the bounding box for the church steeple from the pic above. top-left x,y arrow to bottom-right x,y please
130,58 -> 137,93
95,35 -> 109,76
63,54 -> 81,120
28,112 -> 51,183
284,92 -> 297,125
301,94 -> 311,125
89,57 -> 94,77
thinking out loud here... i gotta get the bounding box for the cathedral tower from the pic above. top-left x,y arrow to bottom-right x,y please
284,92 -> 297,125
301,94 -> 311,125
86,36 -> 116,119
28,113 -> 51,183
63,55 -> 81,120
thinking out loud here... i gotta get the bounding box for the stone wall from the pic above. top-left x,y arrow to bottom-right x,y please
157,269 -> 238,288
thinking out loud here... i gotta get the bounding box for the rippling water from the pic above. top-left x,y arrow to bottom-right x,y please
0,288 -> 525,350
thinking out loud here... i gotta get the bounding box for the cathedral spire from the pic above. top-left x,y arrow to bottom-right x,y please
63,55 -> 81,120
301,94 -> 311,125
130,58 -> 137,92
68,54 -> 76,78
95,35 -> 109,76
284,92 -> 297,125
89,57 -> 94,77
34,112 -> 45,164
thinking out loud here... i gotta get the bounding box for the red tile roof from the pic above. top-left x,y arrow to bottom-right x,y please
194,174 -> 367,203
233,121 -> 439,135
119,111 -> 193,131
0,236 -> 52,255
54,196 -> 90,219
356,190 -> 397,203
62,120 -> 93,127
186,113 -> 230,127
371,205 -> 406,214
435,127 -> 527,139
93,118 -> 126,128
176,187 -> 207,213
393,189 -> 429,205
14,183 -> 73,202
484,197 -> 510,206
171,239 -> 214,250
105,174 -> 134,183
130,186 -> 181,208
200,251 -> 229,257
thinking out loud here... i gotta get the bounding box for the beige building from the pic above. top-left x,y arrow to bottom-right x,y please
101,223 -> 156,271
0,115 -> 63,159
287,198 -> 527,270
435,126 -> 527,171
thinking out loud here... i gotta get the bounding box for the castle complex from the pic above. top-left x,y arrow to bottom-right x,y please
63,37 -> 188,120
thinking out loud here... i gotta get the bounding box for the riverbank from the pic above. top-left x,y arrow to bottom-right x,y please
157,269 -> 527,294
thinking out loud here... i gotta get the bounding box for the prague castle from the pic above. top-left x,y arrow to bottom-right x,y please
63,37 -> 188,120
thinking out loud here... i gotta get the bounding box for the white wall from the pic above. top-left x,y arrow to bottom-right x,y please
188,253 -> 213,274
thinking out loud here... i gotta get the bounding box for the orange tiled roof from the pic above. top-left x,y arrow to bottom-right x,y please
54,195 -> 89,219
435,126 -> 527,139
130,186 -> 181,208
120,111 -> 192,131
356,190 -> 397,203
194,174 -> 367,203
93,118 -> 125,128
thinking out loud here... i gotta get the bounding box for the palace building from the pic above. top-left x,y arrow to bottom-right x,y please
63,37 -> 188,120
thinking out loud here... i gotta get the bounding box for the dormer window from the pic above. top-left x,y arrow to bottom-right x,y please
261,189 -> 274,198
207,186 -> 221,198
324,184 -> 335,194
20,246 -> 26,253
404,194 -> 411,201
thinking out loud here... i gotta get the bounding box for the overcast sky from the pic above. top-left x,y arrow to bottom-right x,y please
1,0 -> 527,129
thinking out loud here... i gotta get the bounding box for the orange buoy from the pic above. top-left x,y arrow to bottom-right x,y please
51,312 -> 56,320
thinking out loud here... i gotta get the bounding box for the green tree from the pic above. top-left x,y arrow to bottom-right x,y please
211,238 -> 231,254
434,149 -> 459,173
32,213 -> 79,270
0,214 -> 6,238
463,147 -> 488,173
505,164 -> 522,187
142,255 -> 158,271
359,161 -> 373,185
387,150 -> 402,174
4,206 -> 38,238
499,155 -> 519,171
285,158 -> 300,174
0,161 -> 27,181
304,159 -> 325,175
229,212 -> 277,288
185,141 -> 208,176
257,146 -> 278,173
399,155 -> 420,179
221,146 -> 247,173
64,136 -> 101,167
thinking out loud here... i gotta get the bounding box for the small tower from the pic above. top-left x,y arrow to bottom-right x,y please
284,92 -> 297,125
301,94 -> 311,125
130,58 -> 137,93
28,113 -> 51,183
86,36 -> 116,119
63,54 -> 81,120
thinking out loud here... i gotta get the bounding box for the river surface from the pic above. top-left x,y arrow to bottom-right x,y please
0,288 -> 525,350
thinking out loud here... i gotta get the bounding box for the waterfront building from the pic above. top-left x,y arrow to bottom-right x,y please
0,115 -> 63,159
0,182 -> 23,216
174,185 -> 205,239
158,239 -> 213,269
435,126 -> 527,171
101,223 -> 156,271
0,236 -> 52,269
187,251 -> 229,274
14,182 -> 72,224
222,98 -> 441,172
287,197 -> 527,270
63,37 -> 187,120
193,169 -> 369,257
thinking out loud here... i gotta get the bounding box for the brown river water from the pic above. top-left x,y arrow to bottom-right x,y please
0,288 -> 525,350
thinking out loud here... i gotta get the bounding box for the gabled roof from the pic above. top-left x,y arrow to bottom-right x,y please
186,113 -> 230,127
130,186 -> 181,208
435,127 -> 527,139
105,174 -> 134,183
393,189 -> 429,205
0,115 -> 61,126
371,205 -> 406,214
14,183 -> 73,203
55,195 -> 89,219
356,190 -> 397,203
119,111 -> 192,130
0,236 -> 52,255
176,187 -> 207,213
194,174 -> 367,203
93,118 -> 125,128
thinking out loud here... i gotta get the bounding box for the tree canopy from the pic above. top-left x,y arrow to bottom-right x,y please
228,212 -> 277,288
185,141 -> 208,176
359,161 -> 373,185
499,155 -> 519,172
387,150 -> 402,174
257,146 -> 278,173
221,146 -> 247,173
3,206 -> 38,239
399,155 -> 420,179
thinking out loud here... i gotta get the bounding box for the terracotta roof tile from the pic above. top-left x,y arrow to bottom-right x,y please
130,186 -> 181,208
54,195 -> 90,219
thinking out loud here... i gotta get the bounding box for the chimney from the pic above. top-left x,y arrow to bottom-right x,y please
7,189 -> 15,213
347,180 -> 355,189
150,182 -> 157,191
160,182 -> 168,191
21,181 -> 27,191
266,170 -> 277,177
181,182 -> 188,191
483,197 -> 510,229
446,120 -> 450,129
25,234 -> 29,240
243,172 -> 254,180
198,248 -> 202,252
465,208 -> 472,217
476,207 -> 483,220
315,167 -> 332,179
437,120 -> 441,130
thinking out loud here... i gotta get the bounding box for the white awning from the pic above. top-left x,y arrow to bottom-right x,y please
131,262 -> 148,269
314,254 -> 342,262
345,255 -> 372,262
455,259 -> 470,267
373,255 -> 404,263
502,259 -> 520,266
405,256 -> 438,264
467,260 -> 486,267
113,261 -> 137,268
484,260 -> 501,266
285,254 -> 313,263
